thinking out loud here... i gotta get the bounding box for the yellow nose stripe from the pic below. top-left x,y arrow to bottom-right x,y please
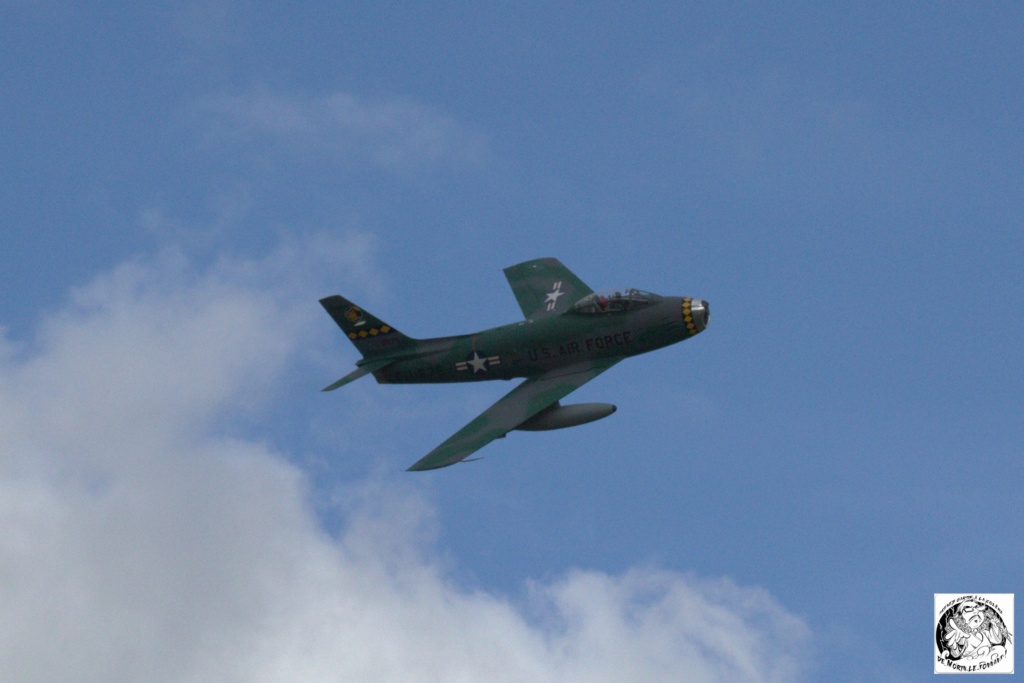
682,298 -> 698,336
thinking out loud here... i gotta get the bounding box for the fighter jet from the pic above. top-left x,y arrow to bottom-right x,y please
320,258 -> 709,471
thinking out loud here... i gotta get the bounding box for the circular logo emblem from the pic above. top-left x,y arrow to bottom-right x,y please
344,306 -> 363,323
936,595 -> 1013,673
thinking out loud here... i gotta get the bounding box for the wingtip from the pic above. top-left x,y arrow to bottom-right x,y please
406,457 -> 458,472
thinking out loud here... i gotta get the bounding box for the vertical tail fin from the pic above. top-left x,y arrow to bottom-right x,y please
319,295 -> 416,358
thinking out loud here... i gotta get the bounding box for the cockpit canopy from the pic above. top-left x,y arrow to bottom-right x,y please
574,288 -> 657,314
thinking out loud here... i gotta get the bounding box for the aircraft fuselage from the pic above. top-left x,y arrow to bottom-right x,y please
375,295 -> 699,384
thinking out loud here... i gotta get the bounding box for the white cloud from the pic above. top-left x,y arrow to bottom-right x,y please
199,90 -> 486,171
0,243 -> 811,682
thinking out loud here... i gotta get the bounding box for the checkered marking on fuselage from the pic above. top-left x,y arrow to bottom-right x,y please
682,298 -> 698,336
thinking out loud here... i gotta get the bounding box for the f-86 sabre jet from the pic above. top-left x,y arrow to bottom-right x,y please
320,258 -> 709,471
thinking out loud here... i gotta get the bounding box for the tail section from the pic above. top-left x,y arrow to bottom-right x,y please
319,295 -> 417,358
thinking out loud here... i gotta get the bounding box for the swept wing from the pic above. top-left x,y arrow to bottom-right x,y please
407,359 -> 620,471
503,257 -> 594,319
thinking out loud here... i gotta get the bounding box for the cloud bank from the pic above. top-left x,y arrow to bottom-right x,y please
0,242 -> 810,682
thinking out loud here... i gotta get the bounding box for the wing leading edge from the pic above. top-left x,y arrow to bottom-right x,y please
406,359 -> 621,471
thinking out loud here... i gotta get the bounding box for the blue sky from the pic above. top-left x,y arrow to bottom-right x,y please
3,3 -> 1021,681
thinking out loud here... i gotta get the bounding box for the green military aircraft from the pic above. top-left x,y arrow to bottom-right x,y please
320,258 -> 709,471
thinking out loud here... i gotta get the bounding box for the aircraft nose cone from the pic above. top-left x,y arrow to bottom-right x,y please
682,298 -> 710,336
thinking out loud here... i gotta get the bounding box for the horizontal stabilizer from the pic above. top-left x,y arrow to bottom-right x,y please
321,359 -> 393,391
